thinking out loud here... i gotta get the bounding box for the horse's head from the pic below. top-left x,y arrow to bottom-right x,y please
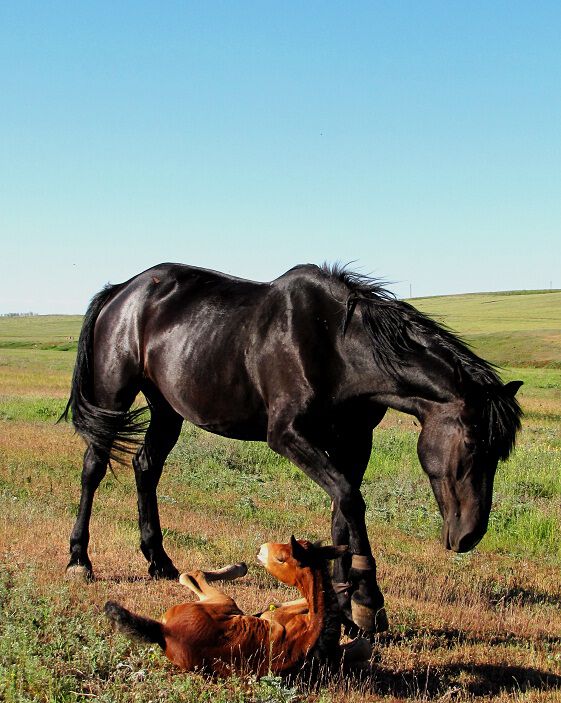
257,536 -> 348,585
417,377 -> 522,553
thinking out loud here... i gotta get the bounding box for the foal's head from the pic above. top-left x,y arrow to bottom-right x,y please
257,536 -> 347,586
417,375 -> 522,553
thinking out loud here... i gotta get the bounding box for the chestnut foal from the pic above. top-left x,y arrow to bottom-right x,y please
105,537 -> 369,676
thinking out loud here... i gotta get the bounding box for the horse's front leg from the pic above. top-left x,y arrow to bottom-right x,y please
328,426 -> 388,634
331,503 -> 387,633
268,415 -> 387,633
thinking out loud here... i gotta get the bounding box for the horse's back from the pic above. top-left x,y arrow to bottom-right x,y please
96,261 -> 338,334
90,262 -> 349,431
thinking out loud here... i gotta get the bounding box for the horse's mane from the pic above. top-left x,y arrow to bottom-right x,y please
323,264 -> 522,460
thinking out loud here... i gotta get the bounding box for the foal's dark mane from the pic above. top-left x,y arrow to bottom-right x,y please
323,264 -> 522,460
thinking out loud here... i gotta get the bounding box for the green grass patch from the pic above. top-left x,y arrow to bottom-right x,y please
0,348 -> 76,373
500,366 -> 561,389
0,315 -> 82,347
412,290 -> 561,334
0,340 -> 78,351
463,330 -> 561,368
0,396 -> 68,422
412,290 -> 561,367
0,569 -> 127,703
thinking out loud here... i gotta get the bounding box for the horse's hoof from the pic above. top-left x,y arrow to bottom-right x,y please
65,564 -> 93,582
149,563 -> 180,580
341,636 -> 373,665
351,597 -> 389,633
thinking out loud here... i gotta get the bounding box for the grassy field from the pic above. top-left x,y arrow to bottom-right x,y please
0,316 -> 82,351
1,292 -> 560,702
413,290 -> 561,369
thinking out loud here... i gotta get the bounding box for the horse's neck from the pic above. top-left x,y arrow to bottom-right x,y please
364,354 -> 458,421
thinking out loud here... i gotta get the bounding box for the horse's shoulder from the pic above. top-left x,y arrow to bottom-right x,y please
272,263 -> 336,289
271,264 -> 350,304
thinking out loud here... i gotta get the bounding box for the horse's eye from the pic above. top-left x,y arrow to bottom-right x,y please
275,556 -> 286,563
464,440 -> 476,452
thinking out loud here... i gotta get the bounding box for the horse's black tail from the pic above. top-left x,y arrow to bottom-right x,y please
58,284 -> 149,462
104,600 -> 166,649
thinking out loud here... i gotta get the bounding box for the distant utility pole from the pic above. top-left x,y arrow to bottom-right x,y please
409,283 -> 412,298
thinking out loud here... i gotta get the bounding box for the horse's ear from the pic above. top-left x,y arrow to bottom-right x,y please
290,535 -> 309,564
503,380 -> 523,397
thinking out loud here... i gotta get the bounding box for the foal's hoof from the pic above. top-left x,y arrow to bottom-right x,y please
65,564 -> 93,582
350,596 -> 389,633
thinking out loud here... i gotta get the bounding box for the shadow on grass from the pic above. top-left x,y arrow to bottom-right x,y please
94,574 -> 152,584
355,662 -> 561,699
486,584 -> 561,609
378,626 -> 561,650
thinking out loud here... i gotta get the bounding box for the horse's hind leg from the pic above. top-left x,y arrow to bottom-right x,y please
133,391 -> 183,579
66,444 -> 109,579
67,379 -> 141,580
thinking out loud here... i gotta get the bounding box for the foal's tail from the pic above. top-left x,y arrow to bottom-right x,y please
104,600 -> 166,649
58,284 -> 148,461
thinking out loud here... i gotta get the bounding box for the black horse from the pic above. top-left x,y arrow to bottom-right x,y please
62,263 -> 522,633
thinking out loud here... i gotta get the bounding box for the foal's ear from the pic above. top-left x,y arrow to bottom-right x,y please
503,380 -> 523,397
290,535 -> 309,564
319,544 -> 349,560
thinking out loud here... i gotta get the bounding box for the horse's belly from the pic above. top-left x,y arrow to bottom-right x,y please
153,368 -> 268,441
194,417 -> 268,441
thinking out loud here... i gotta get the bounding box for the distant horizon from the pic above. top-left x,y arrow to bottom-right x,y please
3,284 -> 561,317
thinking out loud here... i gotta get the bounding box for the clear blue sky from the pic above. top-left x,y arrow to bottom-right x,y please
1,2 -> 560,313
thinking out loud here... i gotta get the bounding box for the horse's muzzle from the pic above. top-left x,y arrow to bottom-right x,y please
443,518 -> 486,553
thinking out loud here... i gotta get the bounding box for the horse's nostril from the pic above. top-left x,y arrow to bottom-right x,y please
455,529 -> 483,553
